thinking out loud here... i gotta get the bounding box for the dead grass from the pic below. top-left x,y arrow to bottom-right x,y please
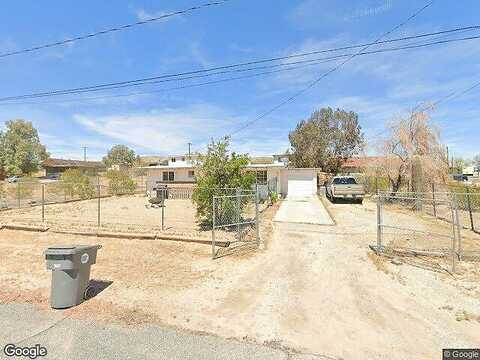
367,251 -> 390,274
455,309 -> 480,322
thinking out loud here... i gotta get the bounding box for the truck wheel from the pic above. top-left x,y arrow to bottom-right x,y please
84,285 -> 96,300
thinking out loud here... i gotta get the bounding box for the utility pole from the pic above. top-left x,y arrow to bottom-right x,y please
188,142 -> 192,161
82,147 -> 87,162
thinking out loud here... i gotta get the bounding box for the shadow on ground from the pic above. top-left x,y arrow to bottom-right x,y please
86,279 -> 113,299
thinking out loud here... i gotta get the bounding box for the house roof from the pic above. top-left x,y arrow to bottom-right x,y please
249,156 -> 274,165
42,158 -> 105,169
341,156 -> 383,169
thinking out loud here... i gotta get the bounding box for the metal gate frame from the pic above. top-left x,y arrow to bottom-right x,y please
212,189 -> 259,259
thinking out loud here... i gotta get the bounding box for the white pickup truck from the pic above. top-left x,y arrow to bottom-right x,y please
325,176 -> 365,204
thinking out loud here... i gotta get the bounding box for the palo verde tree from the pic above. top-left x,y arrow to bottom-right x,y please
288,107 -> 364,173
192,137 -> 255,224
59,169 -> 95,200
105,170 -> 137,195
103,145 -> 136,168
0,119 -> 49,176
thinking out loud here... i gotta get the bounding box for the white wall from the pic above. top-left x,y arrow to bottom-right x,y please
146,168 -> 195,192
280,169 -> 318,197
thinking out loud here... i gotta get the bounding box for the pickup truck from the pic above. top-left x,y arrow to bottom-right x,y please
325,176 -> 365,204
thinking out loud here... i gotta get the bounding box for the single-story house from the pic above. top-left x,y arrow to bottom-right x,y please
42,158 -> 106,177
140,155 -> 319,198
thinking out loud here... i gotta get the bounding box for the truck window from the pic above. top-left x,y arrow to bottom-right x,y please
333,177 -> 357,185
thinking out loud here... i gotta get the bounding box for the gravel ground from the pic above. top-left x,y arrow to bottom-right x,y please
1,198 -> 479,359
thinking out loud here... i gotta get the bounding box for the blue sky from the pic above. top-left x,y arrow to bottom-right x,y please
0,0 -> 479,160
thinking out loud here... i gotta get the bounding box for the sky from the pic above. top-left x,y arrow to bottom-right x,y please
0,0 -> 479,161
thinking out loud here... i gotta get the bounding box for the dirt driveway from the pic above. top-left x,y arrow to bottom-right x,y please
1,199 -> 479,359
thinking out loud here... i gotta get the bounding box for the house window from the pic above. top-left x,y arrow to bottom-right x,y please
163,171 -> 175,181
188,170 -> 195,178
256,170 -> 267,185
181,157 -> 186,161
171,158 -> 176,163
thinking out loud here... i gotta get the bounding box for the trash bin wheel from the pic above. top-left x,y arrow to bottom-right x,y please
84,285 -> 96,300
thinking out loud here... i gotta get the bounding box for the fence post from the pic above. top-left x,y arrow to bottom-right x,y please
161,204 -> 165,231
212,197 -> 216,259
255,186 -> 260,248
376,194 -> 383,253
451,198 -> 457,273
236,188 -> 241,241
17,182 -> 20,208
97,184 -> 101,227
431,183 -> 437,218
41,184 -> 45,223
466,187 -> 474,231
454,193 -> 462,261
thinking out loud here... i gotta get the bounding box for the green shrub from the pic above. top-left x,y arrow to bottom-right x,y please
192,138 -> 256,225
7,181 -> 34,199
269,191 -> 279,203
60,169 -> 95,199
448,183 -> 480,210
105,170 -> 137,195
355,174 -> 390,194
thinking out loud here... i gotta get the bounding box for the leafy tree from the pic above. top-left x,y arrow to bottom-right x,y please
288,108 -> 364,173
451,157 -> 471,174
103,145 -> 136,168
59,169 -> 95,199
0,119 -> 49,176
192,137 -> 255,224
105,170 -> 137,195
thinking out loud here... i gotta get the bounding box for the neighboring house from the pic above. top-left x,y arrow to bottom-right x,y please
42,158 -> 106,177
340,156 -> 383,173
141,155 -> 319,198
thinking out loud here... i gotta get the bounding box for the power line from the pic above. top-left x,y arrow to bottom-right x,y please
2,25 -> 479,103
2,31 -> 480,106
370,79 -> 480,139
228,0 -> 436,136
0,1 -> 229,59
2,33 -> 480,106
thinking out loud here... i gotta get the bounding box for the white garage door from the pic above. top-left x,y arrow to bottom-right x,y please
286,170 -> 317,198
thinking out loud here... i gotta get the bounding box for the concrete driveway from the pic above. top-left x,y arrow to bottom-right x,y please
274,195 -> 334,225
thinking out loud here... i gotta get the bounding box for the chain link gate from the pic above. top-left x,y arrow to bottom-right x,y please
212,189 -> 259,259
375,191 -> 464,273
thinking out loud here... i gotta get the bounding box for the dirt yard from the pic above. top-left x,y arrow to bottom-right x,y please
1,195 -> 203,235
1,198 -> 479,359
1,194 -> 264,242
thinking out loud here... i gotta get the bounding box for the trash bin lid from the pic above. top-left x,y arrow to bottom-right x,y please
45,245 -> 101,255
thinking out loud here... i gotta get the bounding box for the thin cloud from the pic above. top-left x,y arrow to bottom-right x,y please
74,104 -> 243,155
290,0 -> 394,28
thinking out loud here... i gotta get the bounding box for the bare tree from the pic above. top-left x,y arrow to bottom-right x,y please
375,106 -> 448,194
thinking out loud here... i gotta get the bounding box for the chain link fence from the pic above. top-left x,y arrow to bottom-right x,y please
212,189 -> 259,259
1,182 -> 265,258
374,191 -> 480,273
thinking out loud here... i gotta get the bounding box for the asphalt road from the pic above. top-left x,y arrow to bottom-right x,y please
0,304 -> 323,360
